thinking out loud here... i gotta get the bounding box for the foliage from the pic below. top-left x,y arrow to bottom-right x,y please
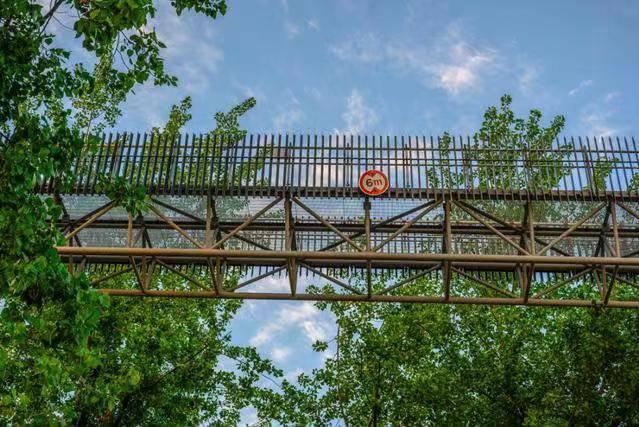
73,272 -> 283,425
472,94 -> 569,190
0,106 -> 109,423
279,292 -> 639,425
210,96 -> 257,143
0,0 -> 236,423
425,132 -> 466,188
591,155 -> 618,192
72,51 -> 129,138
151,96 -> 193,137
96,175 -> 150,216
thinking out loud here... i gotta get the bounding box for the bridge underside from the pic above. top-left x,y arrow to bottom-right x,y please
54,190 -> 639,308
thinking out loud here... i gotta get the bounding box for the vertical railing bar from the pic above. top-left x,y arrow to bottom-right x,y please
96,132 -> 110,187
156,132 -> 170,194
148,132 -> 162,193
390,135 -> 397,198
122,132 -> 136,183
572,137 -> 584,201
218,133 -> 230,196
209,132 -> 220,197
247,133 -> 256,197
611,136 -> 623,199
565,136 -> 576,201
296,133 -> 302,194
82,133 -> 99,194
134,133 -> 146,187
238,133 -> 248,195
170,133 -> 182,194
110,131 -> 123,176
318,134 -> 324,194
265,134 -> 274,197
598,135 -> 610,198
212,132 -> 222,196
303,134 -> 310,196
75,134 -> 91,194
141,132 -> 153,190
190,133 -> 202,195
274,134 -> 282,196
184,133 -> 194,195
618,136 -> 629,201
226,134 -> 238,196
630,136 -> 639,199
284,133 -> 291,193
585,136 -> 598,199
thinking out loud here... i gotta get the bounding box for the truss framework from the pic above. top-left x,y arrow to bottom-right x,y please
55,191 -> 639,308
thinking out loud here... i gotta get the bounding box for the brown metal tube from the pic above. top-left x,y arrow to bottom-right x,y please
56,246 -> 639,267
94,289 -> 639,308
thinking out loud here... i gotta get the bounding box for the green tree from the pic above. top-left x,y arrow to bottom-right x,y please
280,295 -> 639,425
70,94 -> 285,424
74,273 -> 283,425
472,94 -> 568,191
0,0 -> 242,422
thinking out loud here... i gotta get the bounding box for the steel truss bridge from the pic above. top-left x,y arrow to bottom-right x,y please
45,133 -> 639,308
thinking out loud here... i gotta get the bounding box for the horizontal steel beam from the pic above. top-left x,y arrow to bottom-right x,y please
56,246 -> 639,267
47,187 -> 639,202
55,219 -> 639,239
57,255 -> 639,274
95,289 -> 639,309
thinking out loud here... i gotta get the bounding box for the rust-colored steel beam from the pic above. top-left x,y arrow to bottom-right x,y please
55,246 -> 639,267
93,289 -> 639,308
57,255 -> 639,273
56,219 -> 639,238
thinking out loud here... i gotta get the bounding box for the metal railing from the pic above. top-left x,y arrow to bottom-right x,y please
39,133 -> 639,200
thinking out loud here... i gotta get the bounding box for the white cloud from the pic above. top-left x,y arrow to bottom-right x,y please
273,109 -> 304,130
579,92 -> 623,136
250,302 -> 334,347
152,8 -> 224,93
330,32 -> 384,63
568,79 -> 593,96
273,91 -> 304,130
518,66 -> 538,93
285,21 -> 300,39
270,346 -> 293,362
581,111 -> 616,136
307,19 -> 320,31
340,89 -> 378,134
605,91 -> 621,102
330,25 -> 497,96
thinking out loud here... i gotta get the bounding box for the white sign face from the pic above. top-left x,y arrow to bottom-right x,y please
359,170 -> 389,196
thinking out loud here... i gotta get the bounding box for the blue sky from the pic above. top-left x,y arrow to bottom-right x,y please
50,0 -> 639,423
113,0 -> 639,138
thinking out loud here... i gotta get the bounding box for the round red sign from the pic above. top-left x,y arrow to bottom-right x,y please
359,170 -> 389,196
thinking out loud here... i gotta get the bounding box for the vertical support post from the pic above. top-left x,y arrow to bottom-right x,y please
442,198 -> 452,300
205,192 -> 213,248
67,232 -> 74,273
523,201 -> 536,303
611,199 -> 620,257
127,213 -> 133,248
207,258 -> 222,294
605,199 -> 620,304
205,195 -> 223,293
596,201 -> 612,301
284,194 -> 297,295
364,196 -> 372,297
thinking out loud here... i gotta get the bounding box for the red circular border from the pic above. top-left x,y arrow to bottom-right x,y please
359,170 -> 389,196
